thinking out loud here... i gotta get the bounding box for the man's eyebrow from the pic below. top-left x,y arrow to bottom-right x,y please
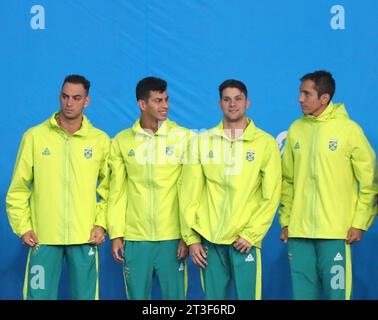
61,92 -> 83,98
222,94 -> 243,98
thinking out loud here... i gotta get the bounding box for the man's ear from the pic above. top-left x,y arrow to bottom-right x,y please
84,95 -> 91,108
246,99 -> 251,110
320,93 -> 331,106
137,99 -> 145,111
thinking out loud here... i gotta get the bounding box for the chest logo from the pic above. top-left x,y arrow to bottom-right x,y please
208,151 -> 214,158
84,146 -> 93,159
166,145 -> 174,156
294,142 -> 300,150
246,150 -> 255,162
329,139 -> 338,151
128,149 -> 135,157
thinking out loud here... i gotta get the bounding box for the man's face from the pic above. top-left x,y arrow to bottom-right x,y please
59,82 -> 89,120
139,90 -> 169,122
219,87 -> 250,122
299,79 -> 329,116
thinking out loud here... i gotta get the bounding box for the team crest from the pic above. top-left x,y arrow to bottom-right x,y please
166,145 -> 174,156
329,139 -> 338,151
84,146 -> 93,159
208,151 -> 214,158
246,150 -> 255,162
128,149 -> 135,157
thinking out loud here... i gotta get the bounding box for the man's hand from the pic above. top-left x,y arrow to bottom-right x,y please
346,227 -> 364,244
88,225 -> 106,245
280,227 -> 288,243
233,237 -> 252,253
21,230 -> 39,247
177,239 -> 188,260
111,238 -> 125,263
189,243 -> 207,269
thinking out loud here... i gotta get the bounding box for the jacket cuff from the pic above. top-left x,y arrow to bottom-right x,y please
17,223 -> 33,238
239,231 -> 262,249
94,221 -> 107,232
109,233 -> 125,240
184,233 -> 201,246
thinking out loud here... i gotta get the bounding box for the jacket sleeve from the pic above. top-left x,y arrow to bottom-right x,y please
239,136 -> 282,248
6,131 -> 34,237
107,137 -> 127,239
95,136 -> 110,230
349,124 -> 378,230
374,166 -> 378,215
179,133 -> 203,245
278,130 -> 293,229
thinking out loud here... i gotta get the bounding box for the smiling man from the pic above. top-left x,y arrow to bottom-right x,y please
107,77 -> 191,300
6,74 -> 110,299
180,79 -> 281,299
279,70 -> 377,300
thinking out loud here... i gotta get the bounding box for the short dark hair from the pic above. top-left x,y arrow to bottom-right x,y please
136,77 -> 167,101
62,74 -> 90,95
218,79 -> 248,99
300,70 -> 335,102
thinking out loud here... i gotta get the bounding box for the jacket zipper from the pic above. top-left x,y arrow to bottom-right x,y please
147,136 -> 156,240
215,138 -> 233,242
310,122 -> 319,237
64,133 -> 70,243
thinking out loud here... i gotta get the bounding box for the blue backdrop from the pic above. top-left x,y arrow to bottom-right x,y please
1,1 -> 377,300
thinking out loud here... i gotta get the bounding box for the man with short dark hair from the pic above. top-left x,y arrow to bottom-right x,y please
6,74 -> 110,299
279,70 -> 377,300
180,79 -> 281,300
107,76 -> 190,300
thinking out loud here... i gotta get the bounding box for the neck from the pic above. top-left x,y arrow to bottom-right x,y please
223,117 -> 248,139
140,116 -> 163,134
56,114 -> 83,135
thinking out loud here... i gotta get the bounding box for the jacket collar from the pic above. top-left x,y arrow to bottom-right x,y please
132,118 -> 171,137
49,111 -> 90,136
210,118 -> 256,142
303,101 -> 348,122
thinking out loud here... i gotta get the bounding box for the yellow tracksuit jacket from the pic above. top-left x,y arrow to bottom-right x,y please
107,119 -> 193,241
180,119 -> 281,248
6,112 -> 110,244
279,102 -> 377,238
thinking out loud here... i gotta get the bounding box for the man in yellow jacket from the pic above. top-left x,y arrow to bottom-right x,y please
180,79 -> 281,299
279,70 -> 377,300
375,166 -> 378,212
6,75 -> 110,299
107,77 -> 190,299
